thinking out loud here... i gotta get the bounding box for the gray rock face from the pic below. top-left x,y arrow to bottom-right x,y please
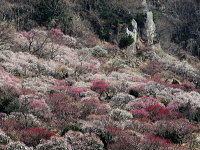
142,0 -> 148,12
126,19 -> 138,53
143,11 -> 156,45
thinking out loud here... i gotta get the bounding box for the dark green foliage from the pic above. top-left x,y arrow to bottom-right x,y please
119,35 -> 134,49
172,79 -> 180,84
34,0 -> 72,34
134,13 -> 146,28
129,89 -> 139,98
178,102 -> 200,122
0,96 -> 18,114
1,0 -> 73,33
194,107 -> 200,122
0,97 -> 12,113
152,10 -> 158,21
81,0 -> 133,42
195,81 -> 200,89
95,129 -> 112,150
157,131 -> 183,144
61,123 -> 81,136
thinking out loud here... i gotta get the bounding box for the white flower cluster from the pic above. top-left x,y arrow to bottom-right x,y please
146,45 -> 199,78
173,91 -> 200,107
0,50 -> 67,77
7,112 -> 41,128
36,137 -> 72,150
53,46 -> 80,68
65,130 -> 104,150
22,76 -> 55,95
0,67 -> 21,95
109,93 -> 135,109
110,108 -> 133,122
5,141 -> 33,150
0,129 -> 10,145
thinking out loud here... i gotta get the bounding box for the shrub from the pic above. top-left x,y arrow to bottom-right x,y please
48,28 -> 64,44
0,84 -> 20,114
65,131 -> 104,150
130,108 -> 149,119
81,37 -> 99,48
5,142 -> 32,150
154,119 -> 195,144
76,63 -> 99,75
152,10 -> 158,21
67,86 -> 90,99
61,123 -> 81,136
141,61 -> 164,76
119,35 -> 134,49
108,133 -> 140,150
128,89 -> 140,97
92,46 -> 108,57
127,96 -> 162,111
0,97 -> 15,114
134,13 -> 146,28
110,108 -> 133,122
181,81 -> 196,91
20,127 -> 57,147
47,92 -> 80,121
34,0 -> 72,34
91,80 -> 110,94
0,22 -> 12,47
140,134 -> 171,150
109,93 -> 135,109
80,98 -> 100,118
36,137 -> 71,150
177,102 -> 198,121
0,130 -> 11,145
54,66 -> 68,79
126,86 -> 146,97
145,105 -> 170,121
105,43 -> 120,52
194,107 -> 200,122
29,100 -> 50,118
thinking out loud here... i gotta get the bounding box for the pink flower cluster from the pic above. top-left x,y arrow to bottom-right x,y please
67,86 -> 90,99
20,31 -> 34,40
166,81 -> 196,91
29,100 -> 47,108
105,43 -> 120,51
77,63 -> 99,74
141,134 -> 171,147
91,79 -> 110,93
51,28 -> 64,36
130,96 -> 176,121
20,127 -> 57,147
82,37 -> 98,48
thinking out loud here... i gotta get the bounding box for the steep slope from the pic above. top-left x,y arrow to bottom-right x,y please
0,0 -> 200,150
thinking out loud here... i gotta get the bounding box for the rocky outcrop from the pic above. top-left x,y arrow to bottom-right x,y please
143,11 -> 156,45
126,19 -> 137,53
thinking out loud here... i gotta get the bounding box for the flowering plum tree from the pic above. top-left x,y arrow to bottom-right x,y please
20,127 -> 57,147
91,79 -> 110,94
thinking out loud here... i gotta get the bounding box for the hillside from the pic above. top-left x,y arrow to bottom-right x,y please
0,0 -> 200,150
